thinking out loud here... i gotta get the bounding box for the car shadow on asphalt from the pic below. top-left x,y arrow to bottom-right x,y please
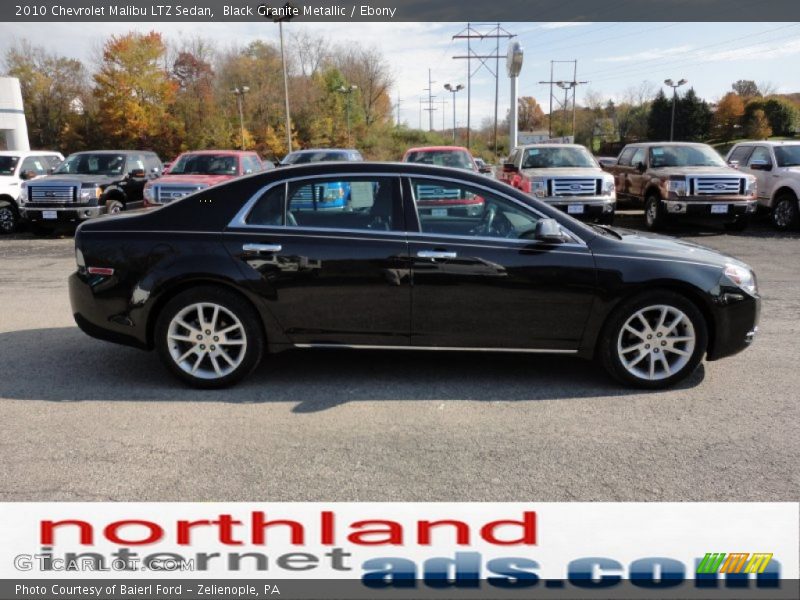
0,327 -> 705,411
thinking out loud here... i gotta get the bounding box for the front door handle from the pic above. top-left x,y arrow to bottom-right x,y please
417,250 -> 457,259
243,243 -> 282,253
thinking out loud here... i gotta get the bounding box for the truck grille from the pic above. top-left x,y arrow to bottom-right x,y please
154,185 -> 204,204
550,178 -> 601,197
415,184 -> 462,201
28,185 -> 76,203
690,177 -> 745,196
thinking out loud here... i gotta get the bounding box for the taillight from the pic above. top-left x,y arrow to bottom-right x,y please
87,267 -> 114,276
519,177 -> 531,193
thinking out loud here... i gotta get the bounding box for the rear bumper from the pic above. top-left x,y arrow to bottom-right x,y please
707,292 -> 761,360
663,198 -> 758,218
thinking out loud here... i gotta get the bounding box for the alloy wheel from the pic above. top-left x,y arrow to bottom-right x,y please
0,206 -> 16,233
773,199 -> 795,229
166,302 -> 248,380
617,304 -> 696,381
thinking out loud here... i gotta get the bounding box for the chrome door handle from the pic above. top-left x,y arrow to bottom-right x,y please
243,243 -> 282,253
417,250 -> 457,259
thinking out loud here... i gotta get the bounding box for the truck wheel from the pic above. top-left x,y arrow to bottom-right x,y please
599,290 -> 708,389
0,203 -> 18,234
155,286 -> 264,389
105,199 -> 124,215
644,194 -> 665,231
772,192 -> 799,231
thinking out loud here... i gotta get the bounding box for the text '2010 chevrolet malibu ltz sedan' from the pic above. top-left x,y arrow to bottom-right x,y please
69,162 -> 760,389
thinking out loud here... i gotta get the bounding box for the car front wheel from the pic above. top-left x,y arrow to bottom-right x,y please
644,194 -> 665,231
600,291 -> 708,389
155,286 -> 264,388
0,203 -> 18,234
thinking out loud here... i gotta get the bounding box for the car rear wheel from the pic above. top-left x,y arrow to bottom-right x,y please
0,203 -> 18,234
600,291 -> 708,389
772,192 -> 799,231
644,194 -> 665,231
155,286 -> 264,388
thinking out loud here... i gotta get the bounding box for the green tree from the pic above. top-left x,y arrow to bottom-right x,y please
732,79 -> 760,99
647,89 -> 672,140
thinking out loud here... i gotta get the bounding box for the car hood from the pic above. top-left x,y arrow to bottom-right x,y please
26,174 -> 118,186
521,167 -> 606,178
153,174 -> 233,186
649,166 -> 741,177
601,226 -> 749,270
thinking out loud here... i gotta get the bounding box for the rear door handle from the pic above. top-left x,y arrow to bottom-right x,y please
417,250 -> 457,259
243,243 -> 282,253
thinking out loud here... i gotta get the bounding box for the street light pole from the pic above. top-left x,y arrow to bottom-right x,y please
231,86 -> 250,151
336,84 -> 358,146
264,3 -> 295,153
444,83 -> 463,144
664,78 -> 688,141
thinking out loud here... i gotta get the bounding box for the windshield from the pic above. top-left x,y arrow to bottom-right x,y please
281,151 -> 355,164
521,147 -> 596,169
774,145 -> 800,167
0,156 -> 19,176
54,153 -> 127,176
404,150 -> 474,170
169,153 -> 238,175
648,145 -> 726,168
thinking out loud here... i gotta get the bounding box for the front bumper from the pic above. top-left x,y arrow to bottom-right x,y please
544,196 -> 616,218
21,204 -> 105,224
663,198 -> 758,218
707,292 -> 761,361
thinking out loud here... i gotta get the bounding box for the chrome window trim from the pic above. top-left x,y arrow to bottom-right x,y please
405,174 -> 588,248
228,171 -> 589,249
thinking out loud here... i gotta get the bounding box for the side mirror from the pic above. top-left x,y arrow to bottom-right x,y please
129,168 -> 146,178
533,218 -> 568,244
749,160 -> 772,171
48,167 -> 56,174
635,161 -> 646,173
502,162 -> 518,173
19,170 -> 37,181
479,165 -> 493,174
727,159 -> 740,169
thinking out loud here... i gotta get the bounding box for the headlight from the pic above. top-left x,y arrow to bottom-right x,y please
602,178 -> 615,196
745,177 -> 757,197
143,186 -> 154,201
80,186 -> 101,201
531,179 -> 547,198
18,183 -> 27,204
724,263 -> 757,295
667,179 -> 687,196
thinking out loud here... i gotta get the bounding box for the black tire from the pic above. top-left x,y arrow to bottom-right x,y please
724,215 -> 750,232
644,194 -> 665,231
771,192 -> 799,231
599,290 -> 708,389
155,286 -> 264,389
105,198 -> 124,215
0,203 -> 18,234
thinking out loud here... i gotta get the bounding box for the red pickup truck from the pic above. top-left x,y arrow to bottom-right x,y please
143,150 -> 266,206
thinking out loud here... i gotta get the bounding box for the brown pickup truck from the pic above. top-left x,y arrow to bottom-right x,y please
602,142 -> 757,230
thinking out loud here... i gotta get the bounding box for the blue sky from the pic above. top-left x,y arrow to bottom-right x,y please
2,21 -> 799,130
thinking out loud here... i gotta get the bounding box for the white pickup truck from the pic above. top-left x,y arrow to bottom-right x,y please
0,150 -> 64,233
726,141 -> 800,230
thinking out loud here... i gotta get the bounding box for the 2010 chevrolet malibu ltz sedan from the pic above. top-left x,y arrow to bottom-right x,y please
69,162 -> 760,389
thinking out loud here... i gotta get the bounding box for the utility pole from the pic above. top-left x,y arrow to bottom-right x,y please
452,23 -> 515,153
423,68 -> 437,131
540,60 -> 586,140
439,97 -> 448,132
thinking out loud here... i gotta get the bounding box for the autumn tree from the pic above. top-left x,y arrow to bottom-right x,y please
745,109 -> 772,139
714,92 -> 745,141
335,45 -> 393,129
732,79 -> 760,99
517,96 -> 545,131
93,31 -> 179,155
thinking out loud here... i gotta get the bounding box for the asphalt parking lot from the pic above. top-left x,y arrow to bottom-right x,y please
0,214 -> 798,502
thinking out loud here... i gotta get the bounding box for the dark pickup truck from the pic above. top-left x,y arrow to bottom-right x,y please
602,142 -> 757,230
19,150 -> 162,233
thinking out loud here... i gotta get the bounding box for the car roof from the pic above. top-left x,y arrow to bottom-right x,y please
0,150 -> 63,157
731,140 -> 800,146
68,150 -> 159,156
288,148 -> 360,154
176,150 -> 256,156
624,142 -> 710,148
516,143 -> 587,150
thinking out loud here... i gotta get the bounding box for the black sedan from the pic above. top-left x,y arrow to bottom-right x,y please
69,162 -> 760,389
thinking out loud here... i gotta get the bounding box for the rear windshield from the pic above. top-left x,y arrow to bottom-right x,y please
54,153 -> 127,175
0,156 -> 19,176
404,150 -> 474,170
169,153 -> 239,175
281,151 -> 357,164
